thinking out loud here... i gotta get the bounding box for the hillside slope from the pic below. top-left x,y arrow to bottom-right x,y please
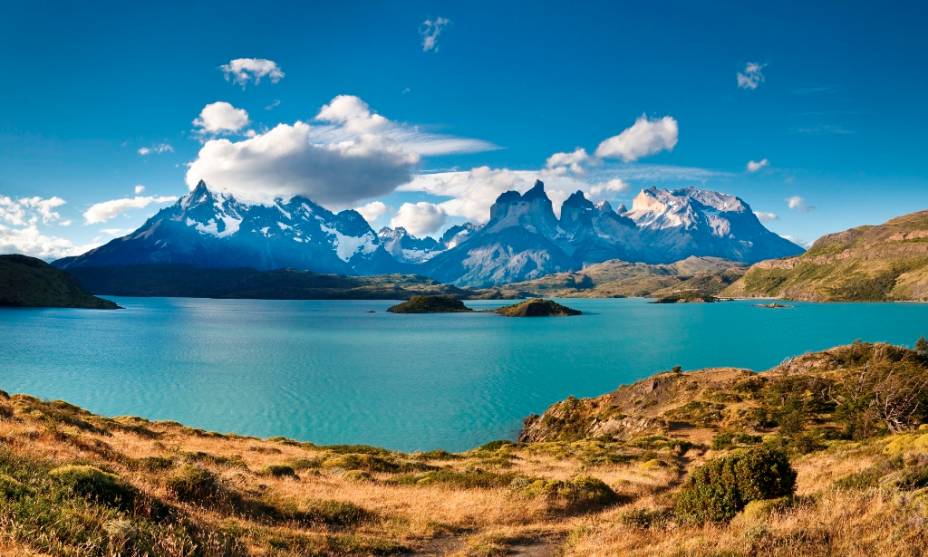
0,341 -> 926,555
483,256 -> 745,299
0,254 -> 118,309
724,210 -> 928,301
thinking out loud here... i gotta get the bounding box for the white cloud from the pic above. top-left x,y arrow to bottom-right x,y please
546,148 -> 590,175
786,195 -> 815,213
186,95 -> 493,207
595,115 -> 678,162
746,158 -> 769,172
754,211 -> 778,222
83,195 -> 176,224
0,222 -> 88,260
16,196 -> 66,224
588,178 -> 629,200
220,58 -> 285,87
193,101 -> 250,134
137,143 -> 173,156
390,202 -> 447,237
355,201 -> 388,225
420,17 -> 450,52
737,62 -> 766,90
134,184 -> 146,195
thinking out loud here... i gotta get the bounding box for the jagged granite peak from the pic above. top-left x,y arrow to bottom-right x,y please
439,223 -> 477,249
378,227 -> 443,264
56,182 -> 403,275
423,181 -> 575,286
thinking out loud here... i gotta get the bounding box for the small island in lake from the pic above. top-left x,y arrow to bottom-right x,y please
386,295 -> 472,313
0,254 -> 119,309
495,298 -> 582,317
652,292 -> 720,304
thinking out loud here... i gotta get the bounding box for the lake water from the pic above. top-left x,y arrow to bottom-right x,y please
2,297 -> 926,451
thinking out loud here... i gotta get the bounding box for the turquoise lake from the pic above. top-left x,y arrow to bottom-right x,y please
2,297 -> 926,451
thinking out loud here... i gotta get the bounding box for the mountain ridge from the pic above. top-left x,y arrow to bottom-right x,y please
55,180 -> 802,287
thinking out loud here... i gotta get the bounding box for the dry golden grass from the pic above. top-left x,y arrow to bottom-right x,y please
1,342 -> 926,555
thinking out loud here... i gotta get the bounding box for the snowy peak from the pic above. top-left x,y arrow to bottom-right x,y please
627,187 -> 750,232
378,227 -> 442,263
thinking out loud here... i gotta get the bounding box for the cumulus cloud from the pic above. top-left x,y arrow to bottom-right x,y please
588,178 -> 629,200
595,115 -> 678,162
138,143 -> 173,156
0,223 -> 85,259
0,195 -> 86,259
83,195 -> 176,224
737,62 -> 765,90
220,58 -> 285,87
355,201 -> 388,225
786,196 -> 815,213
546,148 -> 590,175
134,184 -> 146,195
390,202 -> 447,237
420,17 -> 450,52
754,211 -> 778,222
193,101 -> 250,134
16,196 -> 66,224
746,158 -> 769,172
185,95 -> 493,206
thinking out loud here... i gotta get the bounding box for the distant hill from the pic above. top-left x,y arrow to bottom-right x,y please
724,209 -> 928,301
0,254 -> 118,309
66,264 -> 471,300
480,256 -> 745,299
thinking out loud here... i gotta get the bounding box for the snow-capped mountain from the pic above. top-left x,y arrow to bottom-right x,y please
422,182 -> 577,286
56,181 -> 402,275
625,187 -> 803,263
377,227 -> 443,264
55,180 -> 802,288
423,182 -> 802,286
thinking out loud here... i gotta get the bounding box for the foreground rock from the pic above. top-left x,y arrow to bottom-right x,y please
724,209 -> 928,301
495,298 -> 581,317
0,254 -> 119,309
387,295 -> 472,313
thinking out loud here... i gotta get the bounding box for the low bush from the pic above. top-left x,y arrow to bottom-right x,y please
514,475 -> 620,515
262,464 -> 298,478
165,464 -> 227,505
390,468 -> 518,489
49,464 -> 137,510
674,446 -> 796,523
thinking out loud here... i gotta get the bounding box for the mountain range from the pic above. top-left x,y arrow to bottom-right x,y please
56,180 -> 803,287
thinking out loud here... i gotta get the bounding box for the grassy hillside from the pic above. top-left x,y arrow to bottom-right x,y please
0,341 -> 926,555
480,256 -> 745,299
725,210 -> 928,301
0,254 -> 118,309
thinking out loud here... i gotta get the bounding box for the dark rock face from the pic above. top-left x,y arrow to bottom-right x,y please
0,254 -> 119,309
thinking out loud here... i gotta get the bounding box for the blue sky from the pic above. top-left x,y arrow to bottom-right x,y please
1,0 -> 927,257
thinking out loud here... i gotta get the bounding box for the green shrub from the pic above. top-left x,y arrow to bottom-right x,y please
294,500 -> 371,528
0,473 -> 31,499
262,464 -> 298,478
165,464 -> 226,505
49,465 -> 137,510
514,476 -> 620,515
674,446 -> 796,523
390,468 -> 517,489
